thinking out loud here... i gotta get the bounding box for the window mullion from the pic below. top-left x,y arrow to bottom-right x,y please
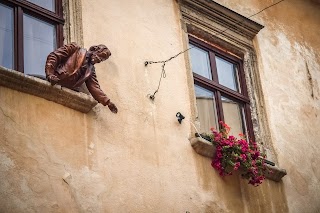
16,6 -> 24,73
56,0 -> 63,17
209,51 -> 219,82
7,0 -> 63,23
194,74 -> 250,103
215,91 -> 224,126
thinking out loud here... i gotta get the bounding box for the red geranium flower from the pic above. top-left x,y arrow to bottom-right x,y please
204,121 -> 267,186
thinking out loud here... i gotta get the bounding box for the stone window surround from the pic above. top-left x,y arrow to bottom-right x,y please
62,0 -> 84,46
179,0 -> 278,163
0,0 -> 98,113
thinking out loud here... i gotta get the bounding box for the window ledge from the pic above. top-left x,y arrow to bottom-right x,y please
190,137 -> 287,182
0,66 -> 98,113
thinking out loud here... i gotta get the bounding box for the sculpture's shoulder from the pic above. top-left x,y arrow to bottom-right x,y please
48,42 -> 82,61
59,42 -> 81,54
67,42 -> 81,49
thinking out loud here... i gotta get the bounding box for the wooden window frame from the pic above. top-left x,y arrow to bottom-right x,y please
190,36 -> 255,141
0,0 -> 64,73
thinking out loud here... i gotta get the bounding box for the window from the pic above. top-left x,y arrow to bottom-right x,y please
189,36 -> 254,140
0,0 -> 63,77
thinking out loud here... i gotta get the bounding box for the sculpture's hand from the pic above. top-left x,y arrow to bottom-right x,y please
107,101 -> 118,114
47,74 -> 60,85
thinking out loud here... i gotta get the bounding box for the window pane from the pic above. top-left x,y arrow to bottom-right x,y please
23,14 -> 56,76
0,4 -> 14,69
26,0 -> 55,12
216,56 -> 240,92
189,44 -> 212,80
195,85 -> 218,133
221,96 -> 247,137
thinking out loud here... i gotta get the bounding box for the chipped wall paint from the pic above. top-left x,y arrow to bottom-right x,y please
0,0 -> 319,212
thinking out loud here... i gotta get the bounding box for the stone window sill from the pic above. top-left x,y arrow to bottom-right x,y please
190,137 -> 287,182
0,66 -> 98,113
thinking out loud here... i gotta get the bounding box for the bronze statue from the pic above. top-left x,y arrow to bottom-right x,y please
45,43 -> 118,113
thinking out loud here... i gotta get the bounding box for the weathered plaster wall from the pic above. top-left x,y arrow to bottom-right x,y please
0,0 -> 318,212
0,87 -> 89,212
213,0 -> 320,212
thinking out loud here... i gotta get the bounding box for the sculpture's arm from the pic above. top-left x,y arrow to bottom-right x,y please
45,43 -> 80,84
86,67 -> 118,113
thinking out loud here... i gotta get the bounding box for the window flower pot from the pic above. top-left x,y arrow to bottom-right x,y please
190,136 -> 287,182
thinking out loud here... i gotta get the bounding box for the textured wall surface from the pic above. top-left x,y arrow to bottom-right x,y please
214,0 -> 320,212
0,0 -> 319,212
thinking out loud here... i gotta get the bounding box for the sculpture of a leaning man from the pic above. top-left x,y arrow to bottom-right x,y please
45,43 -> 118,113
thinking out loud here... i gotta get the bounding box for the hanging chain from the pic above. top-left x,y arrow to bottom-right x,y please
145,48 -> 192,100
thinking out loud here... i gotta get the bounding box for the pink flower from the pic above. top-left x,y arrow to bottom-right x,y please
214,136 -> 221,141
241,147 -> 248,153
209,122 -> 266,186
234,162 -> 240,170
253,151 -> 260,160
216,152 -> 223,159
228,136 -> 235,140
240,154 -> 247,161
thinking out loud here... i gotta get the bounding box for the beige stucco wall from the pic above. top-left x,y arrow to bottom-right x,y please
0,0 -> 319,212
212,0 -> 320,212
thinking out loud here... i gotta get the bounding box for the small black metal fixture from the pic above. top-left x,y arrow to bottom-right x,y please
148,94 -> 155,101
176,112 -> 185,124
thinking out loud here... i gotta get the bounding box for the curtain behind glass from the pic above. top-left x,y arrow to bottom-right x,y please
195,85 -> 218,133
222,97 -> 246,137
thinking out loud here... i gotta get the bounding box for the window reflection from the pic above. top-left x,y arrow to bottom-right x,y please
26,0 -> 55,12
23,14 -> 56,76
216,56 -> 240,92
0,4 -> 14,69
190,44 -> 212,80
195,85 -> 218,133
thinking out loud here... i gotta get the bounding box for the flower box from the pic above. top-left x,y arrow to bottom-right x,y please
190,136 -> 287,182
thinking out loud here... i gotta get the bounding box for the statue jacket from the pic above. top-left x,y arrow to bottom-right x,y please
45,43 -> 110,105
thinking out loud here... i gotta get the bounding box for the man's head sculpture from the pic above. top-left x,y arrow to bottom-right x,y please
88,44 -> 112,64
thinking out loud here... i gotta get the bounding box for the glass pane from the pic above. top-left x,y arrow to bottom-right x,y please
23,14 -> 56,76
221,96 -> 247,137
26,0 -> 55,12
0,4 -> 14,69
195,85 -> 218,133
189,44 -> 212,80
216,56 -> 240,92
